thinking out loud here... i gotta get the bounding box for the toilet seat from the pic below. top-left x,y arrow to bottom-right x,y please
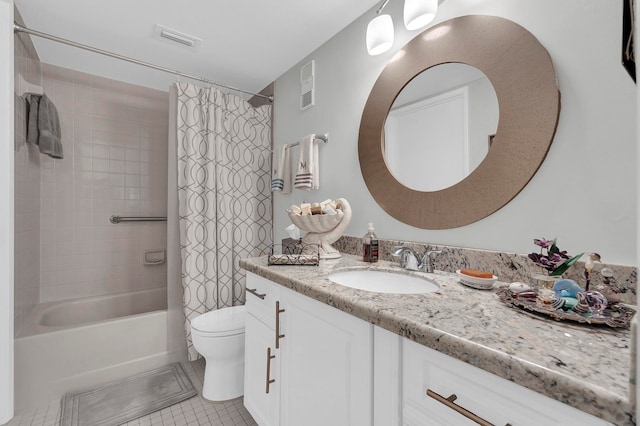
191,305 -> 246,337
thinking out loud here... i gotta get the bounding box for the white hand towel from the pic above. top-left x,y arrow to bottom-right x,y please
271,144 -> 291,194
294,134 -> 319,190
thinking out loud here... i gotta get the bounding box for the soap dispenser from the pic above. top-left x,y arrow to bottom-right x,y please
363,223 -> 379,263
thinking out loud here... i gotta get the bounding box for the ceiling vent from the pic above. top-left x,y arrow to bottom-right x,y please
153,24 -> 202,49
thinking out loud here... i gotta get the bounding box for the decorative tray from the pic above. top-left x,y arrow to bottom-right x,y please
496,287 -> 635,328
267,243 -> 320,266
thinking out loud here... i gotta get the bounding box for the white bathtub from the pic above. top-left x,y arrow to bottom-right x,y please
18,287 -> 168,335
14,288 -> 179,410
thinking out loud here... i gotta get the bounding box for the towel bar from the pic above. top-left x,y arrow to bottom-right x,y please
290,133 -> 328,146
276,134 -> 328,151
110,215 -> 167,224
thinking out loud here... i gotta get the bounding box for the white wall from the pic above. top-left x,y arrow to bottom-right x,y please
273,0 -> 637,266
0,1 -> 14,422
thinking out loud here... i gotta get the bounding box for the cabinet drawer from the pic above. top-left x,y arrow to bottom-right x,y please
246,272 -> 281,328
402,339 -> 612,426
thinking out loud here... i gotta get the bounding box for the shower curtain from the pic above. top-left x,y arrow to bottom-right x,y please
174,83 -> 272,360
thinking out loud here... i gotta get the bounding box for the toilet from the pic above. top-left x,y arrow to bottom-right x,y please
190,305 -> 246,401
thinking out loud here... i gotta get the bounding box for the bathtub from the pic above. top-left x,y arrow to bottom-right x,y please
14,288 -> 179,410
18,287 -> 168,335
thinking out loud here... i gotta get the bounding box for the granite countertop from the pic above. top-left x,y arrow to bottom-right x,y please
240,254 -> 636,426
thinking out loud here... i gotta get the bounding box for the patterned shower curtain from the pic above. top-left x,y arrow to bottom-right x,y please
175,83 -> 272,360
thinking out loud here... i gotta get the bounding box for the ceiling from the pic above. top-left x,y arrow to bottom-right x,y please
15,0 -> 381,96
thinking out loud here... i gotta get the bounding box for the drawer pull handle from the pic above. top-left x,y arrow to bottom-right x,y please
266,347 -> 276,394
247,288 -> 266,300
275,301 -> 285,348
427,389 -> 512,426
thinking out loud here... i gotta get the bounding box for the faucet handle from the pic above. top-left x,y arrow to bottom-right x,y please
422,248 -> 443,260
391,246 -> 406,263
422,249 -> 443,273
391,245 -> 405,256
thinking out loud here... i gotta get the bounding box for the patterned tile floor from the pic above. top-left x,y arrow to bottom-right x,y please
6,359 -> 258,426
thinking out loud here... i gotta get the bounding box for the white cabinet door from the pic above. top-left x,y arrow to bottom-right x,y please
244,313 -> 279,426
244,273 -> 281,426
279,289 -> 373,426
373,327 -> 402,426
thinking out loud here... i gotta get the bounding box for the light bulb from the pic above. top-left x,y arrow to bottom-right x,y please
366,14 -> 394,56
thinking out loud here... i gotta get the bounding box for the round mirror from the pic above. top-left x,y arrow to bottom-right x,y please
359,15 -> 560,229
384,63 -> 499,191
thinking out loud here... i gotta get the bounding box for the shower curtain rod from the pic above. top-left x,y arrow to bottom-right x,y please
13,23 -> 273,102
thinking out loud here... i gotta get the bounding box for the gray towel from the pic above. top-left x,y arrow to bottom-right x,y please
37,94 -> 63,159
25,93 -> 64,159
24,93 -> 40,146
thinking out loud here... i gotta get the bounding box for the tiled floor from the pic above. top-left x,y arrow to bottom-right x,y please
6,359 -> 258,426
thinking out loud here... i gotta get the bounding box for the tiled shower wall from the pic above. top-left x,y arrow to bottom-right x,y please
13,14 -> 170,333
14,10 -> 42,335
38,63 -> 169,303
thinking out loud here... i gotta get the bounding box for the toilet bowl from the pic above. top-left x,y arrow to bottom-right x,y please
190,305 -> 246,401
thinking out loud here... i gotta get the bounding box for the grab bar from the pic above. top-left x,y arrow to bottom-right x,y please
110,215 -> 167,224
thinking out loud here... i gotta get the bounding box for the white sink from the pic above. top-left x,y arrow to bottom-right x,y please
327,269 -> 439,294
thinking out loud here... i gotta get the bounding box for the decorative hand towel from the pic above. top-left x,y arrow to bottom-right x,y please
271,144 -> 291,194
294,134 -> 319,190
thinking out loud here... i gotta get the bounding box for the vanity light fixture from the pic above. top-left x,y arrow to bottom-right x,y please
404,0 -> 438,30
367,0 -> 441,55
367,0 -> 394,55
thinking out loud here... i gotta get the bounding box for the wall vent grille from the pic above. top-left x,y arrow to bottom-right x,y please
300,60 -> 315,111
153,24 -> 202,50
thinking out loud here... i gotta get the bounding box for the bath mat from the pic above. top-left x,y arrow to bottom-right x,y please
60,362 -> 197,426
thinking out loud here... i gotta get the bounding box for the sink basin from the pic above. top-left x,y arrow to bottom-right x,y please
327,269 -> 439,294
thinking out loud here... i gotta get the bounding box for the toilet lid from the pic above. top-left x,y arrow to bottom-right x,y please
191,305 -> 246,335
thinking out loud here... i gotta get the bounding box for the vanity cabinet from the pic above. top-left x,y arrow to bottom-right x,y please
401,338 -> 613,426
244,272 -> 373,426
245,272 -> 614,426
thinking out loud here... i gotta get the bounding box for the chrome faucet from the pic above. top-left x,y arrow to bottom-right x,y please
392,246 -> 443,273
392,246 -> 421,270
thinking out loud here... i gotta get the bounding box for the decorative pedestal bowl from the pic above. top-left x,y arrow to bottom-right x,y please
288,198 -> 352,259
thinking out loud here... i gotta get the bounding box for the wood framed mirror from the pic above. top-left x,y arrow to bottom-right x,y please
358,15 -> 560,229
